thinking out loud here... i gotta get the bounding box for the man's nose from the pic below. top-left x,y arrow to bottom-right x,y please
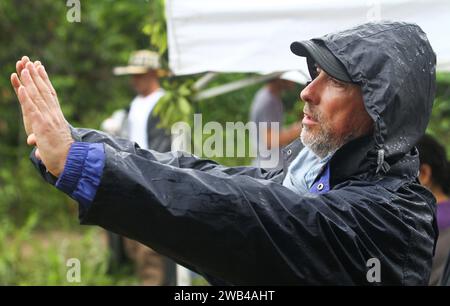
300,80 -> 319,105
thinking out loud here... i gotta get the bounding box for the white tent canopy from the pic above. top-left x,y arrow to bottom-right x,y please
166,0 -> 450,77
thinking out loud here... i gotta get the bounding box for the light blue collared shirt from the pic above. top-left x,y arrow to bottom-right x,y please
282,147 -> 333,196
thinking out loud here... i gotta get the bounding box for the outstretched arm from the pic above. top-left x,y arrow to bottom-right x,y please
12,56 -> 282,182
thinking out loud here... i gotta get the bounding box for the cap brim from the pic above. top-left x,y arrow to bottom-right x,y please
290,40 -> 352,83
113,66 -> 168,77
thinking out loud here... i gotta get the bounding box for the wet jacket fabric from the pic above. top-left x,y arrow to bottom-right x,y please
31,21 -> 437,285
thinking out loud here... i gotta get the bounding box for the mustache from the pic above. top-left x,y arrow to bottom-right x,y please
303,106 -> 319,121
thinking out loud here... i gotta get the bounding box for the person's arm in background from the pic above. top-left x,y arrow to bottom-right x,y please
266,122 -> 301,149
252,81 -> 302,149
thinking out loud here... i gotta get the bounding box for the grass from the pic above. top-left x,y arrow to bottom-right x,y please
0,212 -> 211,285
0,212 -> 139,285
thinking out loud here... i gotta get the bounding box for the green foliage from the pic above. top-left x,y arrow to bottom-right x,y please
143,0 -> 167,56
144,0 -> 198,130
427,72 -> 450,158
153,76 -> 196,129
0,214 -> 137,285
0,0 -> 152,227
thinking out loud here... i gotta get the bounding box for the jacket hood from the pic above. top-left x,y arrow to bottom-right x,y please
310,21 -> 436,176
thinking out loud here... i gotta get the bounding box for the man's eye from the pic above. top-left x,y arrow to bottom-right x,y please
329,76 -> 345,87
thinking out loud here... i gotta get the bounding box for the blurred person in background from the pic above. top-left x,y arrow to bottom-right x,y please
417,134 -> 450,285
250,76 -> 301,169
101,50 -> 176,285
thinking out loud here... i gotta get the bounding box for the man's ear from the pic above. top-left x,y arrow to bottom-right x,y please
419,163 -> 432,188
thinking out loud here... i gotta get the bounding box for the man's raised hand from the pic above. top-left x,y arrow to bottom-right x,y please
10,57 -> 74,177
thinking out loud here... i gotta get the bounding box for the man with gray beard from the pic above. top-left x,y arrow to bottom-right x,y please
11,21 -> 437,285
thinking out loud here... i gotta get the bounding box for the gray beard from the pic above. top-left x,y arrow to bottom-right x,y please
300,125 -> 353,159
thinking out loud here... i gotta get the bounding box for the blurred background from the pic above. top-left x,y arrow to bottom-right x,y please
0,0 -> 448,285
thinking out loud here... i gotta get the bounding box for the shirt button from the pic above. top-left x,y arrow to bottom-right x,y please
317,183 -> 324,191
287,149 -> 292,155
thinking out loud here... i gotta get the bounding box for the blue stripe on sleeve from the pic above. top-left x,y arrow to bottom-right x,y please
56,142 -> 105,211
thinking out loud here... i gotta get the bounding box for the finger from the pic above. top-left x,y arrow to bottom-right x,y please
37,65 -> 58,101
17,85 -> 36,135
34,61 -> 42,73
21,56 -> 30,65
18,85 -> 39,115
17,56 -> 30,76
27,61 -> 55,105
16,61 -> 24,78
18,85 -> 41,136
11,73 -> 22,96
21,68 -> 51,115
27,133 -> 37,146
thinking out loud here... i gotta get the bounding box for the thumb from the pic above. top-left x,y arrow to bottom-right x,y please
27,133 -> 37,146
35,148 -> 41,160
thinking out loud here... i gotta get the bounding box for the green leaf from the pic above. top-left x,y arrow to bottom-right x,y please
178,97 -> 192,115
